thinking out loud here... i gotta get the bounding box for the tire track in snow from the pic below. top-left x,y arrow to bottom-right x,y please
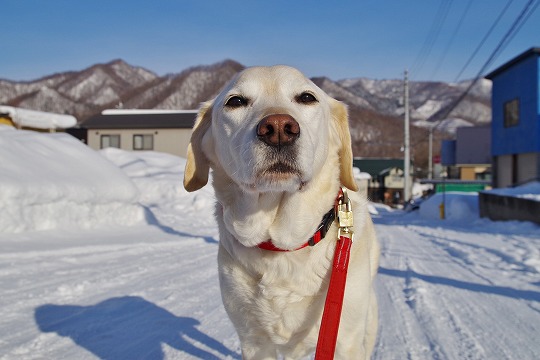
374,224 -> 443,360
413,226 -> 539,276
396,224 -> 540,359
373,218 -> 540,360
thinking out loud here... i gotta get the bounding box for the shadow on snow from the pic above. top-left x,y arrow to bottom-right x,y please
35,296 -> 239,359
379,267 -> 540,302
143,206 -> 218,245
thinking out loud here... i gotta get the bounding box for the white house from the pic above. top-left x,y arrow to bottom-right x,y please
79,109 -> 197,157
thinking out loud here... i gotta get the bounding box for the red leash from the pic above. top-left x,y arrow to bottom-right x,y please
256,188 -> 355,359
314,234 -> 352,359
315,188 -> 354,360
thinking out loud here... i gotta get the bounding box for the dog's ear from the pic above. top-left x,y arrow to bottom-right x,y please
331,100 -> 359,192
184,101 -> 213,192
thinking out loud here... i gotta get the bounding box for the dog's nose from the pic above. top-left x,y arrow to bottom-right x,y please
257,114 -> 300,147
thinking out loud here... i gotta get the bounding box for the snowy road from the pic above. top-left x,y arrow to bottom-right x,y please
1,144 -> 539,359
0,225 -> 240,360
2,208 -> 539,359
372,211 -> 540,360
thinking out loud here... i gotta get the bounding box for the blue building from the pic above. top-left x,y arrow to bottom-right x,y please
486,47 -> 540,188
441,126 -> 491,181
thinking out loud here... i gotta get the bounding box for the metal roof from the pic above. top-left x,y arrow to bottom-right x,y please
81,111 -> 197,129
485,47 -> 540,80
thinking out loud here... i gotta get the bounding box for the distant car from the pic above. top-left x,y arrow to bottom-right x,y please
404,196 -> 427,212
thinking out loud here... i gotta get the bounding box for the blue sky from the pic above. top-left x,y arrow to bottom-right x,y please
1,0 -> 539,82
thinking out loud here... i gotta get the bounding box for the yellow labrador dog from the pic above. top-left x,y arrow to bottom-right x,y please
184,66 -> 379,359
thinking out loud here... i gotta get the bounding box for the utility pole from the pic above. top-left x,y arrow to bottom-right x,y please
403,70 -> 411,202
428,125 -> 433,179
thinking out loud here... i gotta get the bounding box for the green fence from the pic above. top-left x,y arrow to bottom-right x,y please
435,183 -> 486,193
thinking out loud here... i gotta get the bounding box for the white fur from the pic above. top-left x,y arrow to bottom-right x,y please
184,66 -> 379,359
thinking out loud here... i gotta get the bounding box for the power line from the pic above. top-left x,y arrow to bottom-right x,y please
410,0 -> 453,78
477,0 -> 538,77
503,0 -> 540,48
430,0 -> 473,79
453,0 -> 515,82
429,0 -> 539,125
413,0 -> 540,152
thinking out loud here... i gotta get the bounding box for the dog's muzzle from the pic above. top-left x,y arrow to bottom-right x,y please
250,114 -> 304,191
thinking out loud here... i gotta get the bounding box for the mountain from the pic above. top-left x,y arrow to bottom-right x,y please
0,59 -> 491,170
0,60 -> 158,119
119,60 -> 243,110
309,76 -> 491,171
325,76 -> 491,128
0,59 -> 244,120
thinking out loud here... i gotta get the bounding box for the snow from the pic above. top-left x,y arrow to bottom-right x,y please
0,126 -> 144,233
415,99 -> 444,119
414,118 -> 474,135
0,106 -> 76,129
419,192 -> 479,222
1,129 -> 540,359
353,166 -> 372,180
488,181 -> 540,202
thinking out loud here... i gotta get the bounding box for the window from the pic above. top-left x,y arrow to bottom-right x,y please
100,134 -> 120,149
133,134 -> 154,150
504,99 -> 519,127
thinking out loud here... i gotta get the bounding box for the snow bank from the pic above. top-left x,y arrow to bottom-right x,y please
100,148 -> 213,208
353,167 -> 372,180
0,126 -> 145,233
100,148 -> 216,230
487,181 -> 540,202
418,192 -> 479,222
412,182 -> 433,198
100,148 -> 188,205
0,106 -> 76,129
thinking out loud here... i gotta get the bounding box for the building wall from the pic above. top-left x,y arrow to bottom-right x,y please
441,140 -> 456,166
518,152 -> 539,184
456,126 -> 491,165
460,167 -> 477,181
495,152 -> 539,187
87,128 -> 192,157
496,155 -> 513,188
491,55 -> 540,156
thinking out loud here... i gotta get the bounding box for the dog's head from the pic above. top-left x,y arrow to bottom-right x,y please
184,65 -> 357,193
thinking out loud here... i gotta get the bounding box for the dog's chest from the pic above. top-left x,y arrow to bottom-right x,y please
252,257 -> 327,344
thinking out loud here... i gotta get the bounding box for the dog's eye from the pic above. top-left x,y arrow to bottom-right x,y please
296,92 -> 318,104
225,96 -> 248,108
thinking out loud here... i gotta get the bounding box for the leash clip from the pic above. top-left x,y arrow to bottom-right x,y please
336,188 -> 354,241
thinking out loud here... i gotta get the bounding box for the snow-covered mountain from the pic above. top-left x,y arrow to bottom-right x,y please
334,77 -> 491,127
0,59 -> 243,120
0,59 -> 491,165
0,59 -> 491,124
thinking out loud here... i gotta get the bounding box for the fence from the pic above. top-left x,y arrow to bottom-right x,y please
479,192 -> 540,224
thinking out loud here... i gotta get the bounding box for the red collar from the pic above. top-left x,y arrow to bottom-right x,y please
256,192 -> 340,252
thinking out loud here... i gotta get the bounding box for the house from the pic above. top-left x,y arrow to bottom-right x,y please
441,126 -> 491,181
78,109 -> 197,157
0,106 -> 76,132
353,158 -> 412,204
486,47 -> 540,188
